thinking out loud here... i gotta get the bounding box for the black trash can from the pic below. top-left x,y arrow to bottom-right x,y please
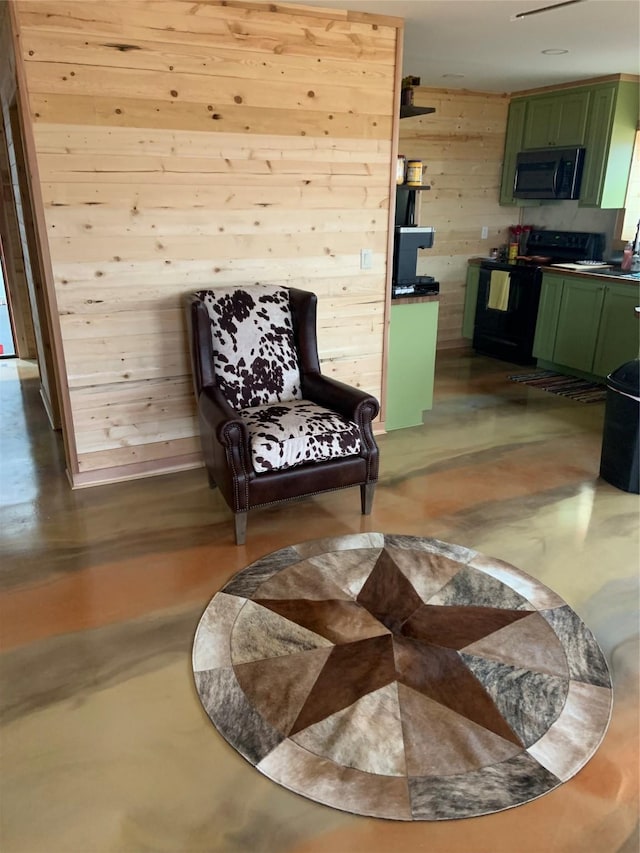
599,359 -> 640,494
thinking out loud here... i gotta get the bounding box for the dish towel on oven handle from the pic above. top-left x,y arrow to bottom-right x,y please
488,270 -> 511,311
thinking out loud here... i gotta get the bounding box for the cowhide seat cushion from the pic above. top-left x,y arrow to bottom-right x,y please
239,400 -> 361,474
196,285 -> 302,409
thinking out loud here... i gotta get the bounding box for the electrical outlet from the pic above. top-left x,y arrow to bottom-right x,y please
360,248 -> 373,270
481,226 -> 489,240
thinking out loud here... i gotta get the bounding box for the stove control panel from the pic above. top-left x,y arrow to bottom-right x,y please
526,229 -> 605,262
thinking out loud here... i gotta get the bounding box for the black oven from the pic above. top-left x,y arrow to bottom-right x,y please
471,229 -> 605,365
473,261 -> 542,365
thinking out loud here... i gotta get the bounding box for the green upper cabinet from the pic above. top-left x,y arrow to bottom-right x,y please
499,100 -> 528,206
522,90 -> 590,149
499,78 -> 639,208
580,81 -> 639,208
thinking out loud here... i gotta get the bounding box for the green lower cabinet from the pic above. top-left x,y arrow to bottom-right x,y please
462,264 -> 480,339
532,274 -> 563,360
534,273 -> 640,379
386,300 -> 439,431
592,284 -> 640,377
552,279 -> 605,373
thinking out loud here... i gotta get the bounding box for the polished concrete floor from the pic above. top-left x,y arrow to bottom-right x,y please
0,352 -> 638,852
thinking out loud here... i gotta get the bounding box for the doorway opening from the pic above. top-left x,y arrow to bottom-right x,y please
0,233 -> 16,357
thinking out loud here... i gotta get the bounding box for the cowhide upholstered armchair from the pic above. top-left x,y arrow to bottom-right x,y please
186,285 -> 380,545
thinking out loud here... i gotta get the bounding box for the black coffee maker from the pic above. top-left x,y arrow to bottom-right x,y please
392,226 -> 438,297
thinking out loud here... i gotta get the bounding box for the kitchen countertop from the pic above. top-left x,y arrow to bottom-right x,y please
468,257 -> 640,286
541,266 -> 640,285
391,294 -> 440,305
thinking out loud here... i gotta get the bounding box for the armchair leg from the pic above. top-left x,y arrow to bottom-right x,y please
234,511 -> 248,545
207,469 -> 216,489
360,483 -> 375,515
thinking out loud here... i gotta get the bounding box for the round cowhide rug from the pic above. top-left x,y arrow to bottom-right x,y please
192,533 -> 613,820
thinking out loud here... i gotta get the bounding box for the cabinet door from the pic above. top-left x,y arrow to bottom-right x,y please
553,279 -> 605,372
523,90 -> 590,149
462,264 -> 480,339
499,99 -> 527,205
533,274 -> 563,360
386,301 -> 439,431
580,85 -> 617,206
555,90 -> 590,145
592,284 -> 640,377
580,81 -> 638,208
523,97 -> 558,149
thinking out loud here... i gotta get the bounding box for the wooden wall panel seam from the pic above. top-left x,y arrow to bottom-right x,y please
378,19 -> 404,427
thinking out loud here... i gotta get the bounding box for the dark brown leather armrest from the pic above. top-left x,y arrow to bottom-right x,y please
198,386 -> 249,446
302,373 -> 380,423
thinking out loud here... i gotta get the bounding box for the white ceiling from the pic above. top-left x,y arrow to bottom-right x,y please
300,0 -> 640,93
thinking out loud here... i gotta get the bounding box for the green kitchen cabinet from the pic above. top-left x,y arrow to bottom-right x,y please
499,78 -> 639,208
553,278 -> 606,373
386,300 -> 439,431
499,99 -> 528,206
592,284 -> 640,377
532,274 -> 563,361
580,81 -> 639,208
462,264 -> 480,338
522,90 -> 590,149
534,272 -> 639,379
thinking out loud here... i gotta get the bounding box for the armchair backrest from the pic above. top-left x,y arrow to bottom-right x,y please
194,285 -> 303,409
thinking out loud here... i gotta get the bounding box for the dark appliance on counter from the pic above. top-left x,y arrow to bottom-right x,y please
472,229 -> 605,365
513,146 -> 585,200
392,226 -> 439,298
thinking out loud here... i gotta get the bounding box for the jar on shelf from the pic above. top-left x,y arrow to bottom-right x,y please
396,155 -> 406,185
406,160 -> 423,186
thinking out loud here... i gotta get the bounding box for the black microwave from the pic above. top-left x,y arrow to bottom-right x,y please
513,146 -> 585,200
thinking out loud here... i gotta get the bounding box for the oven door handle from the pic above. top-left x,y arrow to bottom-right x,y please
552,160 -> 562,197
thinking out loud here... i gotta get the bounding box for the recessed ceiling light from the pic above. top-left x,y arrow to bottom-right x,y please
541,48 -> 569,54
442,73 -> 465,78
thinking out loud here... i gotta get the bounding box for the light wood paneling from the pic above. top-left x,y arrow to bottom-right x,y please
0,123 -> 37,358
400,87 -> 515,350
0,15 -> 54,388
11,0 -> 399,481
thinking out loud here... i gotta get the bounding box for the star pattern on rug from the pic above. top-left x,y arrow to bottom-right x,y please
252,548 -> 530,742
195,534 -> 613,820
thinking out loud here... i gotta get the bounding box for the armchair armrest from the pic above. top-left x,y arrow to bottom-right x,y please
198,385 -> 254,513
198,385 -> 249,448
302,373 -> 380,425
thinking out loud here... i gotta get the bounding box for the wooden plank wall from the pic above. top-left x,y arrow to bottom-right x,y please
0,7 -> 42,365
11,0 -> 399,484
0,122 -> 37,359
400,87 -> 515,349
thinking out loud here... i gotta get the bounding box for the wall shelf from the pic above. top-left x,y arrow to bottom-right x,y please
400,105 -> 436,119
395,184 -> 430,227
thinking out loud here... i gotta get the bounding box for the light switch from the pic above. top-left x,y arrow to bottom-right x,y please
481,226 -> 489,240
360,248 -> 373,270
